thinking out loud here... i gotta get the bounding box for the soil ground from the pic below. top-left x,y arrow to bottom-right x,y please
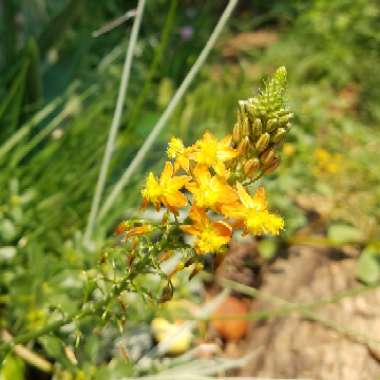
216,243 -> 380,380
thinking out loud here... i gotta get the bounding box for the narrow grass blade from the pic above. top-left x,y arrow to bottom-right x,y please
98,0 -> 239,221
84,0 -> 146,243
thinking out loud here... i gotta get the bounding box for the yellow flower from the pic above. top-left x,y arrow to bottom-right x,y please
141,162 -> 190,212
167,137 -> 192,173
313,148 -> 342,175
190,132 -> 238,177
181,206 -> 232,254
186,165 -> 237,211
222,183 -> 284,236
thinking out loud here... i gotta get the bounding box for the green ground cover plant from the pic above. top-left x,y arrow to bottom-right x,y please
1,0 -> 380,378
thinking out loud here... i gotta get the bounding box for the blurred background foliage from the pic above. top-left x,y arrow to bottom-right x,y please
1,0 -> 380,378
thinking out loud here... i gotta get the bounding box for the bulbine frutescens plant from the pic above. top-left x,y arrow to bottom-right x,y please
0,67 -> 292,364
117,66 -> 292,290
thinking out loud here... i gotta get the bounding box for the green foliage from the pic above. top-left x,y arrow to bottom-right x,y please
357,246 -> 380,285
0,0 -> 379,377
0,355 -> 25,380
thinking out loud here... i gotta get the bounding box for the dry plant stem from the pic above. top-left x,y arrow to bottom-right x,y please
98,0 -> 239,221
1,330 -> 52,373
92,9 -> 137,38
215,276 -> 380,349
84,0 -> 146,243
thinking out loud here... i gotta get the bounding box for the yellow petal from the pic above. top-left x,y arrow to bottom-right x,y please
216,146 -> 238,161
251,187 -> 268,211
189,206 -> 207,226
180,224 -> 200,237
126,225 -> 152,239
160,161 -> 174,183
221,203 -> 245,219
165,191 -> 188,209
213,220 -> 232,237
193,164 -> 211,184
168,175 -> 191,190
236,183 -> 254,209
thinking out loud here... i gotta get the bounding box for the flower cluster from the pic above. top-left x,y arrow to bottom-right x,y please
117,67 -> 292,284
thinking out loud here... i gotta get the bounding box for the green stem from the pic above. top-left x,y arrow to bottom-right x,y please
0,277 -> 132,361
84,0 -> 146,243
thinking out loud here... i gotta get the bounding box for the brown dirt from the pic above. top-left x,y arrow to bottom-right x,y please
237,245 -> 380,380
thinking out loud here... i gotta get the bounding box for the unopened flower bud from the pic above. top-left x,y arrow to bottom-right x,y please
255,133 -> 270,152
266,118 -> 278,132
238,136 -> 250,155
242,116 -> 250,137
279,113 -> 294,125
263,156 -> 281,174
159,281 -> 173,303
272,128 -> 287,144
251,118 -> 262,137
244,158 -> 260,176
238,100 -> 247,115
115,221 -> 128,235
260,149 -> 275,166
232,122 -> 242,143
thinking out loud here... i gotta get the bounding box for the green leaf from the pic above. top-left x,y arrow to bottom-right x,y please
39,335 -> 64,359
25,38 -> 43,105
327,224 -> 364,244
39,335 -> 75,369
0,355 -> 25,380
258,239 -> 278,260
357,247 -> 380,285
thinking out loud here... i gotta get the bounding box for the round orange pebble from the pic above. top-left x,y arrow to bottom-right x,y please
211,296 -> 249,341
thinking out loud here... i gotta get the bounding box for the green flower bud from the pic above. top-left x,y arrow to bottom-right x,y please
252,118 -> 262,137
279,113 -> 294,125
238,136 -> 250,155
260,149 -> 275,166
232,122 -> 242,143
159,281 -> 174,303
242,116 -> 250,137
255,133 -> 270,152
272,128 -> 287,143
266,118 -> 278,132
263,156 -> 281,174
238,100 -> 247,116
244,158 -> 260,177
